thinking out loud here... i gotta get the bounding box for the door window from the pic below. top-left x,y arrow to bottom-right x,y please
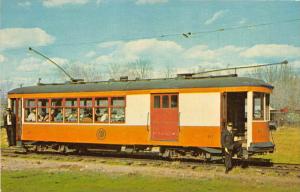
162,95 -> 169,108
154,96 -> 160,108
171,95 -> 178,108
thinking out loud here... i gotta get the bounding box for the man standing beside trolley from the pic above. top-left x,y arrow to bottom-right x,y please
221,122 -> 242,174
3,108 -> 16,146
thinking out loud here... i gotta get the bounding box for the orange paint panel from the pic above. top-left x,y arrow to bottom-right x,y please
179,126 -> 221,147
252,121 -> 270,143
22,124 -> 148,145
21,124 -> 221,147
8,86 -> 272,99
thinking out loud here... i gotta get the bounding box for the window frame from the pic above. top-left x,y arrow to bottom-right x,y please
24,99 -> 37,123
49,98 -> 64,123
63,98 -> 79,123
110,96 -> 126,124
23,96 -> 127,124
153,94 -> 178,109
37,98 -> 50,123
162,95 -> 169,108
170,94 -> 178,108
94,97 -> 110,124
265,94 -> 270,121
79,97 -> 94,123
253,92 -> 265,120
153,95 -> 161,108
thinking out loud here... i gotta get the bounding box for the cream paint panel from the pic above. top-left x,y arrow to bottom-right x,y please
179,93 -> 220,126
22,98 -> 25,124
126,94 -> 150,125
247,91 -> 253,148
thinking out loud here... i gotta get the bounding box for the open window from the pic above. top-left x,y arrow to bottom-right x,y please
64,98 -> 78,123
94,97 -> 109,123
79,98 -> 93,123
24,99 -> 37,122
110,97 -> 125,123
37,99 -> 49,122
50,99 -> 63,122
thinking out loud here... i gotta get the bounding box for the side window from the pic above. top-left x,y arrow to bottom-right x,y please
253,93 -> 264,120
25,99 -> 37,122
50,99 -> 63,122
37,99 -> 49,122
110,97 -> 125,123
79,98 -> 93,123
23,96 -> 128,124
64,98 -> 78,123
154,96 -> 160,108
95,97 -> 109,123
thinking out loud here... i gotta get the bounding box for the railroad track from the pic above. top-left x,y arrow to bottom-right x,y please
1,147 -> 300,175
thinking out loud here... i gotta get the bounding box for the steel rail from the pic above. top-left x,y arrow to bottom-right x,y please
1,147 -> 300,173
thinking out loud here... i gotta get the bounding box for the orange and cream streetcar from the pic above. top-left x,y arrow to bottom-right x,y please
7,75 -> 274,159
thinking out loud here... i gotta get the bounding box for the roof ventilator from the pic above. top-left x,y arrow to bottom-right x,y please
120,76 -> 129,81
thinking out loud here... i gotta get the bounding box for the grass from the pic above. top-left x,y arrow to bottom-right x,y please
1,170 -> 299,192
260,126 -> 300,164
1,127 -> 300,192
1,128 -> 8,148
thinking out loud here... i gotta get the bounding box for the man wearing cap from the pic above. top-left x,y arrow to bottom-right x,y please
3,108 -> 16,146
221,122 -> 242,173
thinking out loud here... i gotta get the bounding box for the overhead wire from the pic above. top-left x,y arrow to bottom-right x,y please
39,18 -> 300,47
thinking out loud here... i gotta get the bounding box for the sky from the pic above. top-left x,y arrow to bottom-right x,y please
1,0 -> 300,91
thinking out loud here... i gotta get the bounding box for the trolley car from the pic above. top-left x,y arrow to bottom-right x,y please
7,75 -> 274,159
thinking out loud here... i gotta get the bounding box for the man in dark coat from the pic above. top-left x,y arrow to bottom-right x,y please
221,122 -> 242,174
3,108 -> 16,146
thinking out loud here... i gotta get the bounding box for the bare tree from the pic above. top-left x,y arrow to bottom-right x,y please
107,63 -> 127,80
128,59 -> 153,79
251,66 -> 281,83
249,64 -> 300,110
63,62 -> 103,82
163,64 -> 176,78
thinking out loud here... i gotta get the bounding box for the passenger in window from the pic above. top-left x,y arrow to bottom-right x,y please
100,110 -> 108,122
95,109 -> 101,121
26,109 -> 36,122
67,109 -> 77,122
65,110 -> 71,121
95,109 -> 108,122
54,110 -> 63,122
49,109 -> 55,121
80,109 -> 92,122
111,108 -> 125,122
38,111 -> 49,122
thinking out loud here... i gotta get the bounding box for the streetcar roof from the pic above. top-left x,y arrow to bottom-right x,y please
8,76 -> 273,94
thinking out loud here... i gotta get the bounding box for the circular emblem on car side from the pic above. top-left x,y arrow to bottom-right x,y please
96,128 -> 106,140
